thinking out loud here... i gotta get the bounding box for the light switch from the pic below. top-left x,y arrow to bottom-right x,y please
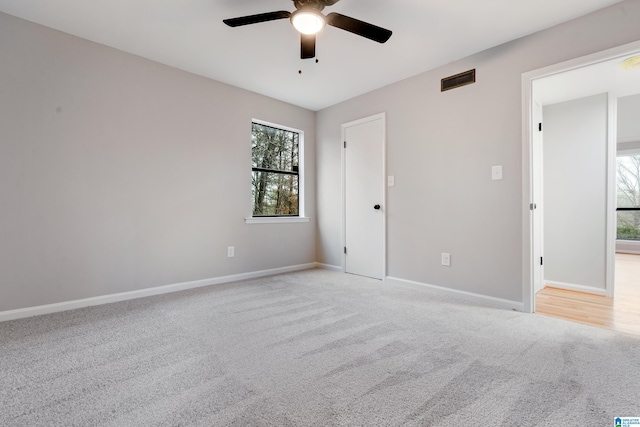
388,175 -> 395,187
441,253 -> 451,267
492,166 -> 503,180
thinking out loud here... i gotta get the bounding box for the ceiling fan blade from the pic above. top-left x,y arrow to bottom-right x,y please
301,33 -> 316,59
326,12 -> 392,43
223,11 -> 291,27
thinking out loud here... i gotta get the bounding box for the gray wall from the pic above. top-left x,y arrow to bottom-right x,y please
0,12 -> 316,311
3,1 -> 640,312
543,94 -> 608,290
316,0 -> 640,302
618,93 -> 640,145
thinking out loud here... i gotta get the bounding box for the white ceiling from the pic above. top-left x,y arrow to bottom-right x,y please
534,53 -> 640,106
0,0 -> 625,111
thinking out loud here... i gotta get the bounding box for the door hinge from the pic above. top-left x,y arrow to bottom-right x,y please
344,247 -> 347,254
540,256 -> 543,266
344,141 -> 347,148
538,122 -> 542,132
530,203 -> 537,210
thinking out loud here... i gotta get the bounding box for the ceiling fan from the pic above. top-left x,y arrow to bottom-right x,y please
223,0 -> 392,59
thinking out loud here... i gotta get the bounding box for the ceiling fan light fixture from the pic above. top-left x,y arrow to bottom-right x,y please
291,10 -> 325,35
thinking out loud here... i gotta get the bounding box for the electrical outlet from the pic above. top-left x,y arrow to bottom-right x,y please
441,252 -> 451,267
227,246 -> 235,258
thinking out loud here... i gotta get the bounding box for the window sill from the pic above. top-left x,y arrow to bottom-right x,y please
616,239 -> 640,246
245,217 -> 310,224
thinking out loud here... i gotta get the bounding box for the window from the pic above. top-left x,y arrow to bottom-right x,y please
617,153 -> 640,240
251,121 -> 302,218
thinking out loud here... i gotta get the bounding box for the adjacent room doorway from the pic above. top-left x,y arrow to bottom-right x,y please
342,113 -> 386,280
523,40 -> 640,323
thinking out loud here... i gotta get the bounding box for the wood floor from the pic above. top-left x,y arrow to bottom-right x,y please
535,253 -> 640,336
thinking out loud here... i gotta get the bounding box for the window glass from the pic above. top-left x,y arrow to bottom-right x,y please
251,122 -> 300,216
617,154 -> 640,240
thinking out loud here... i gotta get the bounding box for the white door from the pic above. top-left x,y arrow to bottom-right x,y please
532,101 -> 544,294
343,114 -> 385,280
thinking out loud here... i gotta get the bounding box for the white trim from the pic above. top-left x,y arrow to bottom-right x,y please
382,113 -> 387,281
314,262 -> 342,271
250,118 -> 305,219
341,121 -> 347,273
522,39 -> 640,314
544,280 -> 607,296
341,123 -> 346,273
522,70 -> 535,314
386,276 -> 524,312
341,112 -> 387,280
0,263 -> 317,322
245,216 -> 310,224
606,92 -> 618,297
531,99 -> 545,295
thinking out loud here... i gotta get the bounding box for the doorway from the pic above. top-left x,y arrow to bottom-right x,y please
342,113 -> 386,280
534,95 -> 640,335
522,39 -> 640,314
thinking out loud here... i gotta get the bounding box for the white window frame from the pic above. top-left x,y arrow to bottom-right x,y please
245,119 -> 309,224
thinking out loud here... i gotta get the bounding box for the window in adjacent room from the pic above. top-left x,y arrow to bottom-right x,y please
617,153 -> 640,240
251,121 -> 303,218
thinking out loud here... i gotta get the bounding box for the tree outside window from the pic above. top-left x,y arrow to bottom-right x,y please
251,122 -> 300,216
617,154 -> 640,240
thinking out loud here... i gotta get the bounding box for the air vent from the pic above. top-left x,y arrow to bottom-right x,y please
441,69 -> 476,92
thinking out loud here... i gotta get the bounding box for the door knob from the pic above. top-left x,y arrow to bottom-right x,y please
374,204 -> 381,210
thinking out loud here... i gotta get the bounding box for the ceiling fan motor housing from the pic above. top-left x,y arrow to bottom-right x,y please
293,0 -> 340,12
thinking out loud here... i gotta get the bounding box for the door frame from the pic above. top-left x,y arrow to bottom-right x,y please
521,40 -> 640,313
532,100 -> 544,295
341,112 -> 387,279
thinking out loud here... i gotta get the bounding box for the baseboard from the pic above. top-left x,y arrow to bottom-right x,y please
314,262 -> 342,272
386,276 -> 524,312
0,263 -> 317,323
544,280 -> 607,296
